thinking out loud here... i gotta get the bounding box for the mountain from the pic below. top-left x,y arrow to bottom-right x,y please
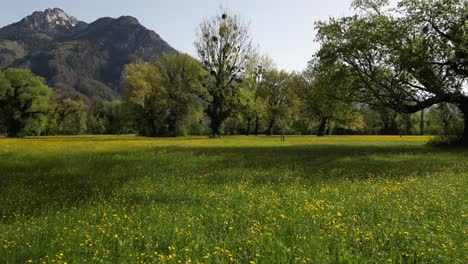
0,8 -> 177,101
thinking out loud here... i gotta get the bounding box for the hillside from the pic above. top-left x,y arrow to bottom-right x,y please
0,8 -> 177,101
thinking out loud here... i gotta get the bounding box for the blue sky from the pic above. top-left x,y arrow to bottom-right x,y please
0,0 -> 360,72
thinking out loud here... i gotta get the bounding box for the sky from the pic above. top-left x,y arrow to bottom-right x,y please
0,0 -> 360,72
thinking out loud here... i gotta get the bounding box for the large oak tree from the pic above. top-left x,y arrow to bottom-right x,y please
316,0 -> 468,143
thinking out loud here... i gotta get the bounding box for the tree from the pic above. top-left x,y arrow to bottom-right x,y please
237,86 -> 257,135
377,107 -> 399,135
426,103 -> 464,136
297,60 -> 361,136
0,68 -> 52,137
396,113 -> 417,135
236,54 -> 273,136
123,54 -> 206,137
248,54 -> 274,135
156,53 -> 207,136
87,100 -> 124,134
420,109 -> 425,135
258,69 -> 292,135
316,0 -> 468,144
195,10 -> 254,136
47,94 -> 87,135
123,61 -> 167,136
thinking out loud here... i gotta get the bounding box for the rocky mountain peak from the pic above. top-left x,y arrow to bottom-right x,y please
22,8 -> 80,30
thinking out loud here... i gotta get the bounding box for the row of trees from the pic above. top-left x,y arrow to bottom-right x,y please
190,2 -> 466,142
120,52 -> 463,138
1,1 -> 466,143
0,68 -> 123,137
0,61 -> 463,138
120,5 -> 464,140
119,11 -> 366,138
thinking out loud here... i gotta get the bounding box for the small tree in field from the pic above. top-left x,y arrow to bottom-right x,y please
195,10 -> 254,136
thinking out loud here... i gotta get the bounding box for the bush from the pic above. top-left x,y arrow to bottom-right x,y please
427,135 -> 464,147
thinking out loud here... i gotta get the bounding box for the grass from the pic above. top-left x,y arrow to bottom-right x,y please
0,135 -> 466,263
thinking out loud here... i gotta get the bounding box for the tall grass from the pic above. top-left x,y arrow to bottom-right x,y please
0,136 -> 466,263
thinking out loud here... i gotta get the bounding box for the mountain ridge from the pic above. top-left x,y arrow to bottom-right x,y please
0,8 -> 177,101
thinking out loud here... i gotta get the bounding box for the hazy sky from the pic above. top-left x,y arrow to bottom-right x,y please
0,0 -> 361,72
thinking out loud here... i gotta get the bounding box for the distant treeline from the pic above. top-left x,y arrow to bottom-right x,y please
0,66 -> 463,138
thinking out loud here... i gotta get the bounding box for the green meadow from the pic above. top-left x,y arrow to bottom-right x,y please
0,136 -> 466,263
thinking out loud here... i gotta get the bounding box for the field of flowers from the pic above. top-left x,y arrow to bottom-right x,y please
0,135 -> 466,263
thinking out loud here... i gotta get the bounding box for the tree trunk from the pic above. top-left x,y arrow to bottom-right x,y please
267,118 -> 275,136
380,110 -> 398,135
390,112 -> 398,134
6,118 -> 21,137
443,117 -> 449,136
420,109 -> 425,135
168,117 -> 177,137
404,115 -> 412,135
246,118 -> 251,136
210,117 -> 222,137
463,112 -> 468,145
254,114 -> 259,136
317,117 -> 328,137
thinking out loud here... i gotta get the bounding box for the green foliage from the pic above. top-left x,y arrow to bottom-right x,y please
46,94 -> 88,135
123,61 -> 167,136
395,113 -> 417,135
156,54 -> 207,136
295,61 -> 363,136
427,134 -> 465,147
87,100 -> 126,134
0,68 -> 52,137
235,54 -> 273,135
316,0 -> 468,143
123,54 -> 207,137
425,103 -> 464,136
351,0 -> 390,13
86,114 -> 106,134
257,69 -> 293,135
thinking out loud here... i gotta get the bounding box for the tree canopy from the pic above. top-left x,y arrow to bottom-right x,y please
316,0 -> 468,143
0,68 -> 52,137
195,10 -> 254,136
123,54 -> 206,137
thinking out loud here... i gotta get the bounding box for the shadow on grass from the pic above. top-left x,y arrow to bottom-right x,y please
0,143 -> 465,222
184,144 -> 466,184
